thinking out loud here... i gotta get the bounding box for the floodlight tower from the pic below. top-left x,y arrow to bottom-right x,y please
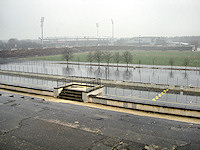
111,19 -> 114,39
96,23 -> 99,37
111,19 -> 114,45
41,17 -> 44,46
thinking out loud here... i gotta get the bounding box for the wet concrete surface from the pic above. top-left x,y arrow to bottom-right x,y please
0,91 -> 200,150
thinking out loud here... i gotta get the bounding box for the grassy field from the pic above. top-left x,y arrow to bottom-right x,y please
28,50 -> 200,67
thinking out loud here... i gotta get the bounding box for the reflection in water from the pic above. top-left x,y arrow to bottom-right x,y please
138,69 -> 142,82
115,69 -> 120,80
94,66 -> 103,78
105,86 -> 200,105
152,69 -> 155,77
78,64 -> 80,70
105,86 -> 108,94
183,71 -> 188,79
87,66 -> 93,77
62,66 -> 74,76
123,69 -> 132,80
169,70 -> 174,78
105,67 -> 109,80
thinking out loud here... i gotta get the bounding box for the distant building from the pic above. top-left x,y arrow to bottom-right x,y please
120,37 -> 167,46
42,36 -> 112,48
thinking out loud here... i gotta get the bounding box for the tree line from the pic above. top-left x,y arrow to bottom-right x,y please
63,49 -> 193,69
0,38 -> 42,51
63,49 -> 134,67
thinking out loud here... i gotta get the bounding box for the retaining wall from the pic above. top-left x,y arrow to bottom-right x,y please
1,82 -> 199,118
0,83 -> 53,96
89,95 -> 200,118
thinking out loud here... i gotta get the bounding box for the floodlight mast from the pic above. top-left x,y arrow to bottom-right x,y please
111,19 -> 114,45
111,19 -> 114,39
41,17 -> 44,47
96,23 -> 99,37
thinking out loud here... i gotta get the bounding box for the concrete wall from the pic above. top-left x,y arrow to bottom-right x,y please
0,83 -> 53,96
90,96 -> 200,118
83,87 -> 104,102
1,82 -> 199,118
53,87 -> 64,98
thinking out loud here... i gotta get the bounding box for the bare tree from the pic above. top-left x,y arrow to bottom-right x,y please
183,58 -> 189,70
152,57 -> 156,68
63,49 -> 73,64
113,52 -> 121,69
138,59 -> 141,67
169,57 -> 174,69
122,51 -> 133,69
93,50 -> 104,65
104,51 -> 112,66
86,51 -> 93,65
77,56 -> 80,65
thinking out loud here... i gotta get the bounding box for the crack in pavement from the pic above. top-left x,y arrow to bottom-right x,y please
3,100 -> 15,104
34,117 -> 103,135
1,117 -> 32,136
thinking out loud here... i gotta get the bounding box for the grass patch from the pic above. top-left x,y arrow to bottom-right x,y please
27,50 -> 200,67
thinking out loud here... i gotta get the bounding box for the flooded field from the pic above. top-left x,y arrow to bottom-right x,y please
0,59 -> 200,108
0,59 -> 200,87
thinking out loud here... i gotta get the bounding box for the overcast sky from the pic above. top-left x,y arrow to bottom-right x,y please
0,0 -> 200,40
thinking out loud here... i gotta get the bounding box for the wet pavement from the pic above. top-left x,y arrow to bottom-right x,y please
0,90 -> 200,149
